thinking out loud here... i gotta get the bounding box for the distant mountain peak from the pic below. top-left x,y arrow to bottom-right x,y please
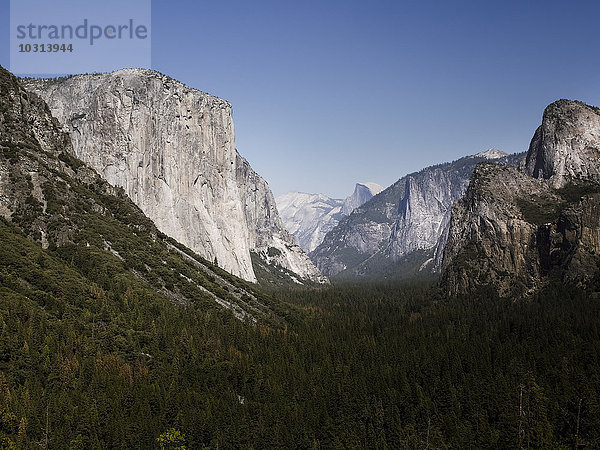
474,148 -> 508,159
341,182 -> 384,215
355,182 -> 384,194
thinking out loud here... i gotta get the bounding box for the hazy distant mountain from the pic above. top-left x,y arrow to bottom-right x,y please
276,193 -> 344,253
341,182 -> 384,215
276,182 -> 383,252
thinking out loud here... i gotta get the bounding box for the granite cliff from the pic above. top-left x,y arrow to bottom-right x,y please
525,100 -> 600,188
22,69 -> 326,284
441,100 -> 600,296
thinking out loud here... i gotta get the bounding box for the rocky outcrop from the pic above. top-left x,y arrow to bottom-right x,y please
236,154 -> 329,284
441,100 -> 600,296
311,151 -> 524,279
22,69 -> 326,284
525,100 -> 600,188
440,164 -> 555,296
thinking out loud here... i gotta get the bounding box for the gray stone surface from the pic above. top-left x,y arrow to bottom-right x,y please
341,182 -> 384,216
441,100 -> 600,296
525,100 -> 600,188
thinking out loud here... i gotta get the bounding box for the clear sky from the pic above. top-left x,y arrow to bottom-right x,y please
2,0 -> 600,198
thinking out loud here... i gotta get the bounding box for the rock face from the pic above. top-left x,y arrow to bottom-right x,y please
441,100 -> 600,296
311,151 -> 523,279
525,100 -> 600,188
276,182 -> 382,253
387,167 -> 469,263
22,69 -> 326,284
341,182 -> 383,215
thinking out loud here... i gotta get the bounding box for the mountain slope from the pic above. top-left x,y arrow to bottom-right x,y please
311,151 -> 524,280
441,100 -> 600,297
21,69 -> 326,285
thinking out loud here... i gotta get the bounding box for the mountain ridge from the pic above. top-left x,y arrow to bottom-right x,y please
311,151 -> 525,280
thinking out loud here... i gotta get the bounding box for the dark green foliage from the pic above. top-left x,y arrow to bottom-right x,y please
19,75 -> 75,86
557,180 -> 600,203
57,151 -> 84,171
518,180 -> 600,225
266,246 -> 281,257
517,195 -> 563,225
0,259 -> 598,448
0,141 -> 20,164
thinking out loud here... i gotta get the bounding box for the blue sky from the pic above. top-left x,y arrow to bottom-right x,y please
2,0 -> 600,198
